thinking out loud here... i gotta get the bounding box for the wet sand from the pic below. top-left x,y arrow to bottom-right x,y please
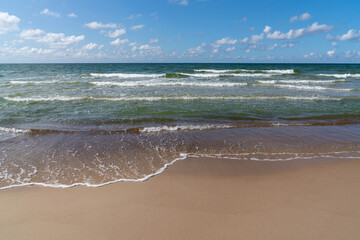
0,157 -> 360,240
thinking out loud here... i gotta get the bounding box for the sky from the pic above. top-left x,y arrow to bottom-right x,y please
1,0 -> 360,63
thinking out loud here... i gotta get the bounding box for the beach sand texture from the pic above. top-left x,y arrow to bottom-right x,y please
1,156 -> 359,240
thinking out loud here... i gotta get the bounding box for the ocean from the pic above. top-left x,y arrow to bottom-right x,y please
0,63 -> 359,189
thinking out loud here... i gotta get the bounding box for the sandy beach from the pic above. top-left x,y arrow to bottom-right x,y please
1,156 -> 359,240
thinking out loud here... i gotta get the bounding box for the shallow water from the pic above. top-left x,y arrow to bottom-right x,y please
0,63 -> 359,189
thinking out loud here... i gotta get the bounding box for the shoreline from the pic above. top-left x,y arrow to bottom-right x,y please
1,156 -> 360,239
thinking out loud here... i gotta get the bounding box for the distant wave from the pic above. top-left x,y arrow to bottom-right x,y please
10,80 -> 84,85
194,69 -> 295,74
257,79 -> 345,84
317,73 -> 360,78
91,81 -> 247,87
4,95 -> 342,102
180,73 -> 274,78
258,84 -> 353,91
89,73 -> 164,78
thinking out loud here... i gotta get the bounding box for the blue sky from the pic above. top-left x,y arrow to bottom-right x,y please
1,0 -> 360,63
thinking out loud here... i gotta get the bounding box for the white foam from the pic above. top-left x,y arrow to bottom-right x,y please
258,79 -> 345,84
4,96 -> 85,102
89,73 -> 164,78
0,126 -> 30,134
263,69 -> 295,74
140,124 -> 231,133
260,84 -> 353,91
0,153 -> 188,190
91,81 -> 247,87
194,69 -> 295,74
182,73 -> 274,78
10,80 -> 60,85
317,73 -> 360,78
4,95 -> 341,102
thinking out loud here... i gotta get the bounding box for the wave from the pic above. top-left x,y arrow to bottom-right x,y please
10,80 -> 84,85
181,73 -> 274,78
140,124 -> 231,133
4,95 -> 342,102
194,69 -> 295,74
91,81 -> 247,87
89,73 -> 164,78
317,73 -> 360,78
0,153 -> 188,190
0,126 -> 30,134
257,79 -> 345,84
259,84 -> 353,92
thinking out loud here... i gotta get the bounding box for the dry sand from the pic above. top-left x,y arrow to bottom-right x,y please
0,157 -> 360,240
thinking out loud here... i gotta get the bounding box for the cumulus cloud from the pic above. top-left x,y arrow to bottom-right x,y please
289,12 -> 311,22
67,13 -> 77,18
266,22 -> 333,40
130,25 -> 145,31
187,43 -> 206,56
326,29 -> 360,41
40,9 -> 60,18
110,38 -> 129,46
169,0 -> 188,6
84,21 -> 117,29
20,29 -> 45,39
225,46 -> 236,52
149,38 -> 159,43
20,28 -> 84,48
0,12 -> 20,34
327,49 -> 335,57
107,28 -> 126,38
82,43 -> 103,51
214,37 -> 238,46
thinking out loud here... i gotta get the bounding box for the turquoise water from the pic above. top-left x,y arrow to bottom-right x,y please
0,63 -> 359,189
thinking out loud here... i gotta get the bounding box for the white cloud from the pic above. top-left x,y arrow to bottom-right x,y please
344,50 -> 360,58
241,33 -> 264,44
37,33 -> 85,48
84,21 -> 117,29
126,14 -> 142,20
263,26 -> 271,33
82,43 -> 103,51
249,27 -> 255,31
303,52 -> 321,59
280,43 -> 295,48
0,12 -> 20,34
267,44 -> 278,51
110,38 -> 129,46
131,25 -> 145,31
40,9 -> 60,18
169,0 -> 188,6
107,28 -> 126,38
289,12 -> 311,22
331,42 -> 337,46
20,29 -> 84,48
326,29 -> 360,41
16,46 -> 54,55
67,13 -> 77,18
266,22 -> 333,40
327,49 -> 335,57
20,29 -> 45,39
214,37 -> 238,46
225,46 -> 236,52
187,43 -> 206,56
149,38 -> 159,43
